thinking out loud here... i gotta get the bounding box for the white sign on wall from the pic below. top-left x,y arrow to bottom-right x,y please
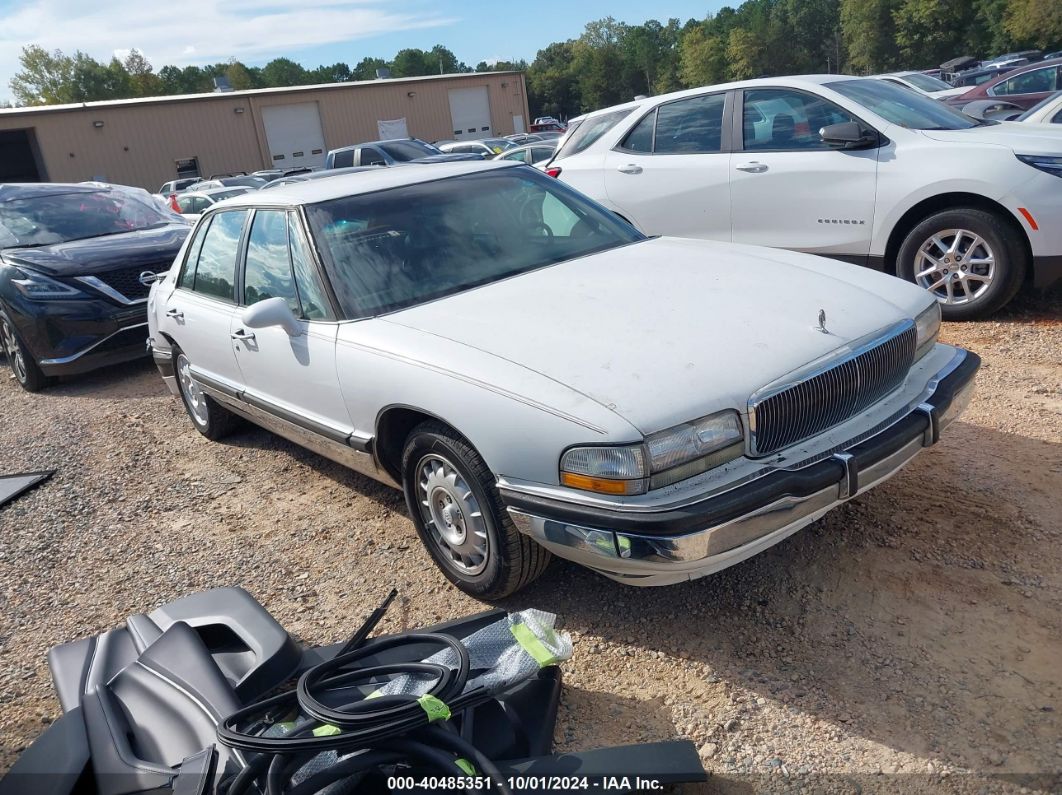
377,118 -> 410,140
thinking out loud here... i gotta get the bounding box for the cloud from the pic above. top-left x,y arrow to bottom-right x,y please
0,0 -> 456,91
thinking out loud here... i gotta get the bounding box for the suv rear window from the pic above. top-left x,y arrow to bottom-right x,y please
553,108 -> 635,160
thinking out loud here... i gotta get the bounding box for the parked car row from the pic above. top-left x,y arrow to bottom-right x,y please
3,70 -> 1052,596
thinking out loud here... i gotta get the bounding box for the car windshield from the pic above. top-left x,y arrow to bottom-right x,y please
378,140 -> 440,160
0,189 -> 176,247
903,72 -> 953,92
210,188 -> 250,202
829,79 -> 983,130
1016,91 -> 1062,120
304,168 -> 644,318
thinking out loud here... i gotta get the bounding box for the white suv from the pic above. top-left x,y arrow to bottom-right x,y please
551,75 -> 1062,319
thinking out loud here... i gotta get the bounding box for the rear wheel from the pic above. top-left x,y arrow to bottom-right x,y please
0,309 -> 51,392
174,348 -> 240,440
401,421 -> 551,599
897,208 -> 1025,320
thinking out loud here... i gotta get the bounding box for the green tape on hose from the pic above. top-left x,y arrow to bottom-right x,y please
456,758 -> 477,775
510,622 -> 558,667
312,723 -> 341,737
417,693 -> 451,722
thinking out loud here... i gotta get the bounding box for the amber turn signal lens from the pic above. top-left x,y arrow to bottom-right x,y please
559,472 -> 637,495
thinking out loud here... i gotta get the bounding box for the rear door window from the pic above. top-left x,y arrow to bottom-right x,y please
191,210 -> 246,302
655,94 -> 726,154
359,147 -> 387,166
991,66 -> 1058,96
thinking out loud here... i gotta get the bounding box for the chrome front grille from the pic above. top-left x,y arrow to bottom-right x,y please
748,321 -> 917,457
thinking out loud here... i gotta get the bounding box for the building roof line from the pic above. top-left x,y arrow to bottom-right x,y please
0,70 -> 524,117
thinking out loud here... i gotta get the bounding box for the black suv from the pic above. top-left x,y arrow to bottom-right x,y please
0,184 -> 189,391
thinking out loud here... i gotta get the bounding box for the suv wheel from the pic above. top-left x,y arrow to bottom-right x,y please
897,208 -> 1025,320
174,348 -> 240,440
0,309 -> 52,392
401,420 -> 551,599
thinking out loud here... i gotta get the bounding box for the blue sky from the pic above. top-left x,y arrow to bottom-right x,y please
0,0 -> 723,99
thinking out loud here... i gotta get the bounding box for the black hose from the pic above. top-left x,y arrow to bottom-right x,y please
218,628 -> 508,795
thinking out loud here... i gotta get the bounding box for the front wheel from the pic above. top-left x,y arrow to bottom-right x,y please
0,309 -> 52,392
173,348 -> 241,440
401,421 -> 551,599
896,208 -> 1025,321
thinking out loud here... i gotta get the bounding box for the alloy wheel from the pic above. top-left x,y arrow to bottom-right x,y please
177,353 -> 210,427
0,318 -> 28,383
914,228 -> 995,306
416,453 -> 489,575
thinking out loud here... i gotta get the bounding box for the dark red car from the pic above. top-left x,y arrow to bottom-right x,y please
947,57 -> 1062,110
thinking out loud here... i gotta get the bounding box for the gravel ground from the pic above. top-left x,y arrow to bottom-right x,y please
0,288 -> 1059,794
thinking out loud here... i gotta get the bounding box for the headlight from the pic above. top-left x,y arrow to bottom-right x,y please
560,410 -> 744,496
914,302 -> 941,360
1016,154 -> 1062,178
11,270 -> 89,300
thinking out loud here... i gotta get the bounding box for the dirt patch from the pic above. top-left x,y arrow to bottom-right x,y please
0,289 -> 1059,793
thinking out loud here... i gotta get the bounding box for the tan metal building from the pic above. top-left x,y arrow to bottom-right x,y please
0,71 -> 529,191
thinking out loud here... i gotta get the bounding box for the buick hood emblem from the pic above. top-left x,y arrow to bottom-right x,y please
816,309 -> 828,334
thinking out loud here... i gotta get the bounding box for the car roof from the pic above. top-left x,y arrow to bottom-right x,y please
330,138 -> 426,153
215,160 -> 518,208
199,186 -> 251,197
570,74 -> 863,123
979,56 -> 1062,86
0,182 -> 115,201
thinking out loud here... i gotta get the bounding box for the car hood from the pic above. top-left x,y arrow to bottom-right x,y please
385,237 -> 930,434
1,224 -> 189,277
918,124 -> 1062,153
411,153 -> 483,163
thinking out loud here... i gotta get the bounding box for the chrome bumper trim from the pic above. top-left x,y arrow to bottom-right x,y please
509,356 -> 975,587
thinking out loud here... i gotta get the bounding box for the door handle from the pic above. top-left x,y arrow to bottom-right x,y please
735,162 -> 768,173
616,164 -> 643,175
230,330 -> 256,342
165,308 -> 184,320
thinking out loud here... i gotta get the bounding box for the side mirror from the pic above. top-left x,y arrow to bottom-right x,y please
241,297 -> 302,337
820,121 -> 879,150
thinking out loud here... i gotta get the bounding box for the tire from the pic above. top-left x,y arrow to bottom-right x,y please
173,347 -> 241,440
0,308 -> 52,392
401,420 -> 551,599
896,208 -> 1025,321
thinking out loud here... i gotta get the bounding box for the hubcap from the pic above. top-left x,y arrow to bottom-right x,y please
914,229 -> 995,306
416,454 -> 489,575
0,318 -> 28,383
177,354 -> 210,427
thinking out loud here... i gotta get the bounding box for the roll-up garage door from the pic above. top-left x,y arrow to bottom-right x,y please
260,102 -> 326,169
448,87 -> 492,141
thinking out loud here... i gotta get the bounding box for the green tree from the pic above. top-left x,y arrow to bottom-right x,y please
307,62 -> 352,83
123,49 -> 161,96
391,48 -> 430,76
1004,0 -> 1062,47
261,57 -> 308,87
726,27 -> 765,79
224,60 -> 257,90
893,0 -> 977,67
841,0 -> 902,72
679,26 -> 727,86
10,45 -> 75,105
352,57 -> 390,80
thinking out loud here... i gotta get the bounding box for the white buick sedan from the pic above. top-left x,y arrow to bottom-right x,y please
147,162 -> 978,598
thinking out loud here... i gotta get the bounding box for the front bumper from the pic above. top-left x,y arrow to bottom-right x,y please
6,297 -> 151,377
502,347 -> 980,586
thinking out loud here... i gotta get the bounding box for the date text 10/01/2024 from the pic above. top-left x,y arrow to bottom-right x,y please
388,776 -> 667,791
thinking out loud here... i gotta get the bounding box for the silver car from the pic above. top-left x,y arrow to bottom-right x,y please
147,162 -> 978,597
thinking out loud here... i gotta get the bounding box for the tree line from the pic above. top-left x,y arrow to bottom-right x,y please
9,0 -> 1060,118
